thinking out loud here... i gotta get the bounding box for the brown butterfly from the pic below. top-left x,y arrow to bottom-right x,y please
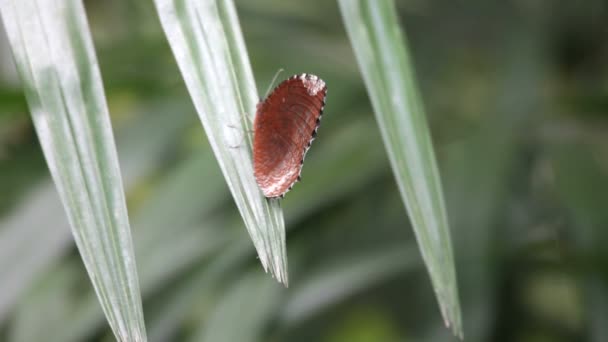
253,73 -> 327,198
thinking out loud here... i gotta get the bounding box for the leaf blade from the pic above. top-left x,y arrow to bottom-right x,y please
153,0 -> 288,283
0,1 -> 147,340
338,0 -> 462,337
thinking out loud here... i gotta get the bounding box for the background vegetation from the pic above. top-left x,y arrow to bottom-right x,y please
1,0 -> 607,341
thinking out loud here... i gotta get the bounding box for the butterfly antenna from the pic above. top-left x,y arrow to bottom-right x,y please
264,68 -> 284,98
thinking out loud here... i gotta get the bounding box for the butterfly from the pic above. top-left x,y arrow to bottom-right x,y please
253,73 -> 327,198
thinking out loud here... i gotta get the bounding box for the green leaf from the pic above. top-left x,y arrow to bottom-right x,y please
190,271 -> 283,342
10,148 -> 238,342
0,100 -> 191,323
551,145 -> 608,342
147,238 -> 254,342
0,183 -> 72,323
0,1 -> 146,340
282,243 -> 421,325
153,0 -> 288,284
338,0 -> 462,337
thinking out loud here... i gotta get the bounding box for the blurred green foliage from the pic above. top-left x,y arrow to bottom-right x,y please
1,0 -> 607,341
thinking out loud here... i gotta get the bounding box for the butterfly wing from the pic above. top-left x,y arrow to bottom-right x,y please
253,74 -> 327,198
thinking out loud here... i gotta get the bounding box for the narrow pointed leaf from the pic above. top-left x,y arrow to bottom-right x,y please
0,101 -> 191,324
192,272 -> 282,342
153,0 -> 288,283
338,0 -> 462,337
282,244 -> 421,325
0,1 -> 146,340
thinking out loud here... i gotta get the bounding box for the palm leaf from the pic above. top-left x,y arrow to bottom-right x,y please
338,0 -> 462,336
0,0 -> 146,340
153,0 -> 288,284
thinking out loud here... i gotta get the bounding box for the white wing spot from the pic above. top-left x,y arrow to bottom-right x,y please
299,73 -> 325,96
